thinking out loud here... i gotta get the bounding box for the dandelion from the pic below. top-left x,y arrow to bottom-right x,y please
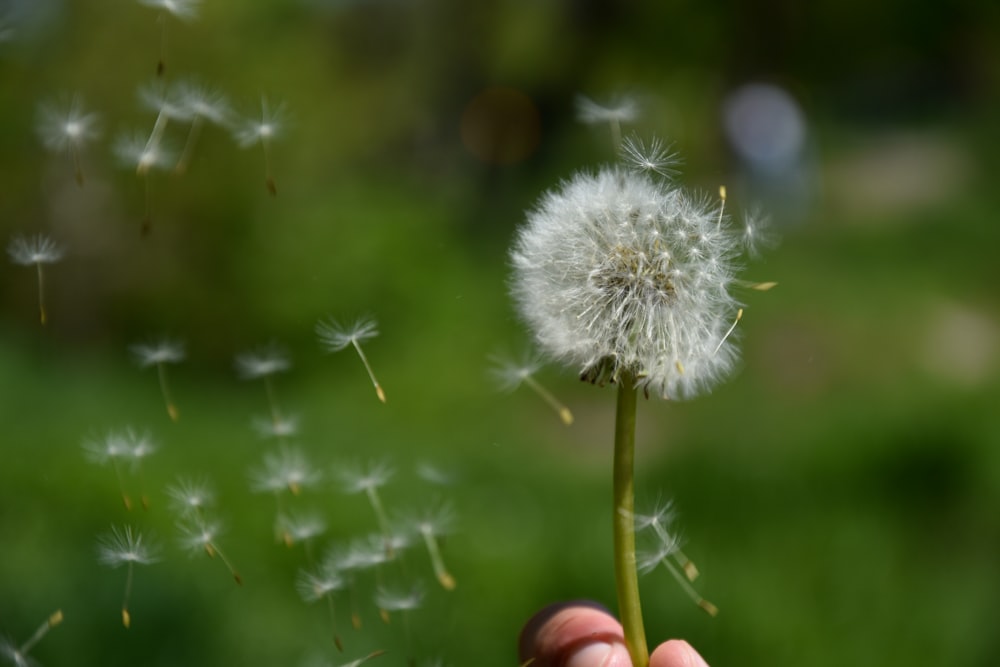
138,81 -> 192,173
0,610 -> 63,667
36,96 -> 101,186
7,234 -> 64,326
166,476 -> 215,518
403,502 -> 457,590
251,446 -> 322,542
252,413 -> 300,440
177,517 -> 243,585
174,80 -> 233,173
277,510 -> 327,553
82,430 -> 133,510
374,582 -> 423,646
316,316 -> 386,404
250,446 -> 322,497
137,0 -> 201,75
337,460 -> 394,549
114,130 -> 175,236
235,343 -> 291,427
620,135 -> 678,177
296,556 -> 346,651
510,138 -> 770,665
576,94 -> 639,150
96,525 -> 161,628
123,428 -> 157,510
131,336 -> 185,422
234,96 -> 286,196
489,353 -> 573,425
634,508 -> 717,617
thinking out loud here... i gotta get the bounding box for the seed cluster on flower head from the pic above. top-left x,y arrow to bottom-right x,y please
512,151 -> 755,400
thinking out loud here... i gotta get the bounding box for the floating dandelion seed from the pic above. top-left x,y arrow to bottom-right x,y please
114,130 -> 175,236
0,609 -> 63,667
490,354 -> 573,425
36,96 -> 101,186
316,316 -> 386,403
296,555 -> 346,651
131,336 -> 185,422
405,502 -> 457,590
337,460 -> 395,550
177,516 -> 243,585
252,413 -> 300,441
235,343 -> 292,427
251,446 -> 321,543
119,428 -> 158,510
137,0 -> 201,75
7,234 -> 64,326
234,96 -> 285,196
510,135 -> 772,665
96,525 -> 161,628
174,80 -> 233,173
277,510 -> 327,553
620,135 -> 678,177
166,476 -> 215,518
575,94 -> 639,150
633,501 -> 715,615
83,430 -> 134,510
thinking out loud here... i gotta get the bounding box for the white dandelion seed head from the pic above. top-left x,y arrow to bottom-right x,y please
114,131 -> 175,172
337,459 -> 394,495
251,413 -> 300,439
36,96 -> 101,152
0,638 -> 34,667
97,525 -> 161,567
511,160 -> 753,400
487,353 -> 542,393
166,476 -> 215,516
177,517 -> 224,554
234,343 -> 291,379
234,97 -> 286,148
82,430 -> 130,465
375,582 -> 424,612
249,447 -> 321,495
316,316 -> 379,353
296,562 -> 344,602
575,94 -> 639,126
277,511 -> 327,544
176,80 -> 233,126
7,234 -> 65,266
137,0 -> 201,21
620,135 -> 679,177
130,336 -> 185,367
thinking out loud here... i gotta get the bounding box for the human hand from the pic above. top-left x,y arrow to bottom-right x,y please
519,601 -> 709,667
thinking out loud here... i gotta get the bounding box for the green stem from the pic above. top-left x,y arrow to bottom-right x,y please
614,371 -> 648,667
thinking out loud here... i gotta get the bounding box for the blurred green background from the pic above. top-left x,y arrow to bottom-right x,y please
2,1 -> 999,666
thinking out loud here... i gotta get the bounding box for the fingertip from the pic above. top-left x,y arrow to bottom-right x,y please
649,639 -> 709,667
519,602 -> 626,667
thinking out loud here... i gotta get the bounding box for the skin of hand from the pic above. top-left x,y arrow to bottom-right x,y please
519,601 -> 709,667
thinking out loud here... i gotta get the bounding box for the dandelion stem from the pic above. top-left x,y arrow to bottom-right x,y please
522,374 -> 573,425
264,376 -> 284,427
175,116 -> 203,174
19,610 -> 63,655
71,145 -> 84,186
112,459 -> 132,511
351,339 -> 385,403
421,530 -> 456,590
658,557 -> 717,617
210,541 -> 243,585
364,486 -> 393,553
610,119 -> 623,153
35,263 -> 48,326
122,561 -> 135,628
613,371 -> 647,667
262,139 -> 276,196
325,592 -> 343,651
157,362 -> 179,421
